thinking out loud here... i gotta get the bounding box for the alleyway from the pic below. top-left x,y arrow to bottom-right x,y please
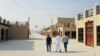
0,33 -> 100,56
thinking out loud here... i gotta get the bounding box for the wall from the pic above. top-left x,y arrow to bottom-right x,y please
8,22 -> 29,39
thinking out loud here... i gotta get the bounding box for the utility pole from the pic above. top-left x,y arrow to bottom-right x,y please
28,17 -> 30,27
51,18 -> 53,37
28,17 -> 30,38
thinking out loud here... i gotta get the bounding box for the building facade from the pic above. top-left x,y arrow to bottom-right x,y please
0,16 -> 29,41
41,17 -> 76,38
76,5 -> 100,48
55,17 -> 76,38
40,26 -> 52,36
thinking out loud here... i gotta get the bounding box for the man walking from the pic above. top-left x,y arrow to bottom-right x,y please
55,34 -> 61,52
62,33 -> 69,52
46,35 -> 52,52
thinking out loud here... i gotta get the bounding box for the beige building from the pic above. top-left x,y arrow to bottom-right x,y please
0,16 -> 29,41
52,17 -> 76,38
76,5 -> 100,48
40,26 -> 52,36
41,17 -> 76,38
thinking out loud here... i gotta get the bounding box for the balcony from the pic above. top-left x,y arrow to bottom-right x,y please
77,5 -> 100,20
78,13 -> 83,20
96,6 -> 100,14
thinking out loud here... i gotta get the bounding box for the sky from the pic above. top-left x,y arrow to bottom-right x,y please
0,0 -> 100,31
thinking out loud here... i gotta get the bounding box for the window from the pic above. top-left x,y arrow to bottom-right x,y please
78,28 -> 84,43
97,26 -> 100,46
68,23 -> 70,27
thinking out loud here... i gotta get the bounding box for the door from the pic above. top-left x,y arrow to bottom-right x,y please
85,21 -> 94,47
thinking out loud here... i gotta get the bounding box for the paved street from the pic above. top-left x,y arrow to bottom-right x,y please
0,33 -> 100,56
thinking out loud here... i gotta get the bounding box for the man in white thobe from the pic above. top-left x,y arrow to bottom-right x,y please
55,34 -> 61,52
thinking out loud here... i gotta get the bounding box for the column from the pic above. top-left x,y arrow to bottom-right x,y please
4,29 -> 6,40
70,31 -> 72,38
93,4 -> 98,15
76,27 -> 78,42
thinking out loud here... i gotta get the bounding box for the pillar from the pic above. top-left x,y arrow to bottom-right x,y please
83,9 -> 88,18
93,4 -> 99,15
4,29 -> 6,40
93,5 -> 98,47
69,22 -> 72,38
69,31 -> 72,38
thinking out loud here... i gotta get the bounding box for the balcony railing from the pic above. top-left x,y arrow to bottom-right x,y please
87,9 -> 93,17
97,6 -> 100,14
77,5 -> 100,20
78,13 -> 83,20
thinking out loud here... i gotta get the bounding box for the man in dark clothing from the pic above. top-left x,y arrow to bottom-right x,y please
46,35 -> 52,52
62,33 -> 69,52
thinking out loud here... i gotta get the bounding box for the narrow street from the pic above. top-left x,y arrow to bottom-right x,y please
0,33 -> 100,56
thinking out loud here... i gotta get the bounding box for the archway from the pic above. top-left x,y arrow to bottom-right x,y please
1,29 -> 5,40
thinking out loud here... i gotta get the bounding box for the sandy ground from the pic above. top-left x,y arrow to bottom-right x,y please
0,33 -> 100,56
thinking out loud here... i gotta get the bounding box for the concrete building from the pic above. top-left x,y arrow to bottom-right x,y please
0,16 -> 29,41
76,5 -> 100,48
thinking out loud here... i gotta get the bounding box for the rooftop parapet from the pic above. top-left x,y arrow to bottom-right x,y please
7,21 -> 10,25
9,21 -> 29,27
77,5 -> 100,20
0,17 -> 10,26
3,19 -> 6,24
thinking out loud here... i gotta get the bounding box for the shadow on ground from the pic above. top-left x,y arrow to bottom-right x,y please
51,51 -> 87,53
0,40 -> 34,51
29,38 -> 45,40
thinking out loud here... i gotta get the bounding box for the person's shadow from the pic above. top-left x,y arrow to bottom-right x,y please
29,38 -> 44,40
0,40 -> 34,51
51,51 -> 87,53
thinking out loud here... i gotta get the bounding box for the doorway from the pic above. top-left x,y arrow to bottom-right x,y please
1,29 -> 5,40
85,21 -> 94,47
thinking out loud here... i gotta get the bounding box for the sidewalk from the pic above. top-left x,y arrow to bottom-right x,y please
0,33 -> 100,56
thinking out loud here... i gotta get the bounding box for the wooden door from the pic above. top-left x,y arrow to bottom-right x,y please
85,21 -> 94,47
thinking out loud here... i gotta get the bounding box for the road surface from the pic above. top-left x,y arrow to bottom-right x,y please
0,33 -> 100,56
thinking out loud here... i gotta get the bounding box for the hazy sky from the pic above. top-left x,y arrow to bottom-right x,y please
0,0 -> 100,30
